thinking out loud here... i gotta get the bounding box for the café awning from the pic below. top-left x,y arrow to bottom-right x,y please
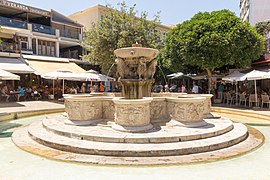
25,58 -> 86,75
0,57 -> 35,74
0,68 -> 20,80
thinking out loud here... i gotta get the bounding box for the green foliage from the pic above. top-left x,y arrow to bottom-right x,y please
162,10 -> 265,74
83,2 -> 161,74
255,21 -> 270,36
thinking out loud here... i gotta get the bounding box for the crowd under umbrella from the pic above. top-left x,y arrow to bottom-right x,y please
242,70 -> 269,106
222,70 -> 270,107
222,71 -> 246,104
41,68 -> 87,97
167,72 -> 192,90
0,69 -> 20,80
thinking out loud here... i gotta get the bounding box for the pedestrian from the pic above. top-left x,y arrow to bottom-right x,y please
192,82 -> 199,94
99,82 -> 105,92
181,85 -> 186,93
218,83 -> 224,100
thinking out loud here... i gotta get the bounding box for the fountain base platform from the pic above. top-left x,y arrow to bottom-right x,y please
12,114 -> 263,165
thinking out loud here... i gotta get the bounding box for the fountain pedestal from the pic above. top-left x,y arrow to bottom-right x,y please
112,97 -> 153,132
120,79 -> 153,99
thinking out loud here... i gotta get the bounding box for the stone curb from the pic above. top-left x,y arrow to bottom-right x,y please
0,108 -> 64,122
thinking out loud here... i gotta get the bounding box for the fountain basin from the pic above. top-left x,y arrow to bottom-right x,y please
166,97 -> 207,127
64,94 -> 211,126
114,47 -> 159,59
112,97 -> 153,132
150,97 -> 169,123
178,94 -> 213,116
64,96 -> 103,125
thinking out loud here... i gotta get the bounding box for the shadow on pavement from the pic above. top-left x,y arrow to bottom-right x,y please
0,102 -> 25,108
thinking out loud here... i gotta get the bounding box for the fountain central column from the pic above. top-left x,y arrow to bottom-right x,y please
112,44 -> 159,132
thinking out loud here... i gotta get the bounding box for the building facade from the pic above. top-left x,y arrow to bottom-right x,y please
69,5 -> 172,45
240,0 -> 270,26
0,0 -> 99,84
0,0 -> 85,59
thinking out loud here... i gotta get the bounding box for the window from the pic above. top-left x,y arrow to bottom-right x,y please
21,41 -> 28,50
37,40 -> 56,56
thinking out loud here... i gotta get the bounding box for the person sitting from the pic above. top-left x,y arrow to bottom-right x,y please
99,83 -> 105,92
192,82 -> 199,94
81,83 -> 86,93
17,86 -> 25,101
1,85 -> 10,102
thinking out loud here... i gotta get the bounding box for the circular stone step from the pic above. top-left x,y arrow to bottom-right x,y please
41,114 -> 234,144
27,120 -> 248,157
12,124 -> 263,165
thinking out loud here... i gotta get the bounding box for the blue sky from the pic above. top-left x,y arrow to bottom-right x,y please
14,0 -> 239,25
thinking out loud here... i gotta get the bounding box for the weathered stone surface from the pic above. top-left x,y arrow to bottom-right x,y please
167,97 -> 205,123
22,120 -> 249,157
65,97 -> 103,121
42,115 -> 234,143
101,97 -> 115,120
150,97 -> 169,123
112,97 -> 153,132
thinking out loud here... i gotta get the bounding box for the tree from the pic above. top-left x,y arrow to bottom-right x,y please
255,21 -> 270,53
162,10 -> 265,92
83,2 -> 161,74
255,21 -> 270,36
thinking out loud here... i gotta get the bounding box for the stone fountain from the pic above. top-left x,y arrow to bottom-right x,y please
12,44 -> 263,165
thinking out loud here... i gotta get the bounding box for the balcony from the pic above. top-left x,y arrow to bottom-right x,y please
0,42 -> 33,55
0,16 -> 27,29
58,29 -> 80,40
32,23 -> 55,35
0,42 -> 20,53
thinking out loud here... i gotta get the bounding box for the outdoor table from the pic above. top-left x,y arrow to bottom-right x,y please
9,91 -> 19,101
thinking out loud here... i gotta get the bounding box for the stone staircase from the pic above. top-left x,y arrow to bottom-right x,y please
23,115 -> 249,157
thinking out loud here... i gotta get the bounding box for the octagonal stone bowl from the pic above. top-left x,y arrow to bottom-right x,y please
166,97 -> 206,126
64,96 -> 103,123
114,47 -> 159,59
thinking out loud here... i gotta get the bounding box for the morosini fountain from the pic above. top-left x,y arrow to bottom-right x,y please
12,44 -> 263,165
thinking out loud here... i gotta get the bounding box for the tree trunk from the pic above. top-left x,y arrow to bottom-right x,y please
206,68 -> 212,94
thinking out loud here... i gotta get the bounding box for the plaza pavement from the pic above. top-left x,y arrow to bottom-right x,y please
0,101 -> 64,121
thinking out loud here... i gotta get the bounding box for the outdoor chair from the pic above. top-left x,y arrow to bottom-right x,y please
249,94 -> 258,107
226,92 -> 235,105
31,91 -> 42,101
261,94 -> 270,108
223,92 -> 228,104
239,94 -> 247,106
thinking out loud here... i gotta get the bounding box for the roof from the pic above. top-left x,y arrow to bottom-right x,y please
69,4 -> 173,30
51,9 -> 83,27
69,4 -> 104,17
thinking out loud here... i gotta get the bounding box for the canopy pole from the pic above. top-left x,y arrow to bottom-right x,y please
236,81 -> 238,105
53,79 -> 55,98
254,80 -> 258,107
62,79 -> 65,96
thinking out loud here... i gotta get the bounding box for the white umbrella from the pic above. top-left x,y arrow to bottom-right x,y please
84,69 -> 115,81
0,69 -> 20,80
242,70 -> 269,106
222,71 -> 246,104
41,69 -> 86,96
222,71 -> 246,82
167,72 -> 183,77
